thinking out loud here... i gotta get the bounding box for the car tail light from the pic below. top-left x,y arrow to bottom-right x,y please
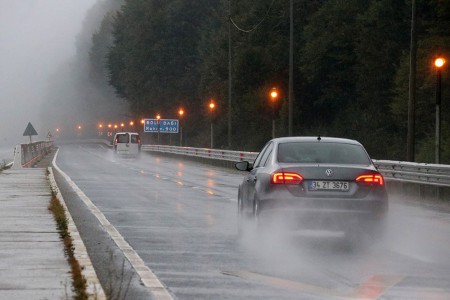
271,172 -> 303,184
356,174 -> 384,186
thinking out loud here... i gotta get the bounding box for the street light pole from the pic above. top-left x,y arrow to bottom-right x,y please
156,114 -> 161,145
434,57 -> 446,164
178,108 -> 184,147
211,122 -> 214,149
270,88 -> 279,139
140,119 -> 145,144
209,101 -> 215,148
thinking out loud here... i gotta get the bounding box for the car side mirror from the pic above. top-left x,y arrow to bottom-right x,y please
235,161 -> 252,171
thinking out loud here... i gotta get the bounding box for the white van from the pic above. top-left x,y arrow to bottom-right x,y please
113,132 -> 141,157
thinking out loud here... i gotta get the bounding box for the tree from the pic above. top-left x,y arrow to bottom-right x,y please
391,0 -> 450,162
300,0 -> 368,131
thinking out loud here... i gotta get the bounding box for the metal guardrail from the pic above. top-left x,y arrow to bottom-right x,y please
141,145 -> 258,162
142,145 -> 450,188
373,160 -> 450,188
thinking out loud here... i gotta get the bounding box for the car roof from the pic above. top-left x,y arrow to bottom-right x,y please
114,132 -> 140,135
271,136 -> 362,146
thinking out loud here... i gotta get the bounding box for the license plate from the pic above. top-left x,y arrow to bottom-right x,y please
308,181 -> 349,191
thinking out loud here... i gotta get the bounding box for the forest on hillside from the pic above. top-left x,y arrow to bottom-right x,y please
89,0 -> 449,162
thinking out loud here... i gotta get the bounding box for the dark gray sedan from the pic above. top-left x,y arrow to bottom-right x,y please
235,136 -> 388,244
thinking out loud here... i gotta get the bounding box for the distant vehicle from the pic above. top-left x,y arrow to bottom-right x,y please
235,136 -> 388,245
113,132 -> 141,158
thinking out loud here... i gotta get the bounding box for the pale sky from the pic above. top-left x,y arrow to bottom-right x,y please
0,0 -> 97,146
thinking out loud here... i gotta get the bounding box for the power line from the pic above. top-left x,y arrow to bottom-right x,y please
229,0 -> 276,33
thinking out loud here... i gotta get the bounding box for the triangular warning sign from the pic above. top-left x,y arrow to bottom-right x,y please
23,122 -> 38,136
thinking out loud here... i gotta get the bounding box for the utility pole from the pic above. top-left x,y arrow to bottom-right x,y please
407,0 -> 417,161
228,0 -> 232,148
288,0 -> 294,136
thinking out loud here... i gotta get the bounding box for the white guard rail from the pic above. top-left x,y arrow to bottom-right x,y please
141,145 -> 258,162
142,145 -> 450,188
373,160 -> 450,188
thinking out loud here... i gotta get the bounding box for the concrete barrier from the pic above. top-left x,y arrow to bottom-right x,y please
12,141 -> 53,169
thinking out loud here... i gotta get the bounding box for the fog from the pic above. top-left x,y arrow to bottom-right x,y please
0,0 -> 105,148
238,196 -> 450,298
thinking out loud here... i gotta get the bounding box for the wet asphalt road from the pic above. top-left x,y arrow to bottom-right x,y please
55,143 -> 450,300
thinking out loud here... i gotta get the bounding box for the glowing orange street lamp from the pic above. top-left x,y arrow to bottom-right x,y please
270,88 -> 279,100
178,108 -> 185,146
209,101 -> 215,111
435,57 -> 446,68
434,57 -> 446,163
129,121 -> 134,127
270,87 -> 279,138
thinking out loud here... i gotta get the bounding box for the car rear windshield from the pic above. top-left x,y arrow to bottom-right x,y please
116,134 -> 129,143
277,142 -> 371,165
130,135 -> 140,143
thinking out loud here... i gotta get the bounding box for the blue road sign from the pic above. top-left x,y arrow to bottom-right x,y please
144,119 -> 179,133
144,119 -> 159,132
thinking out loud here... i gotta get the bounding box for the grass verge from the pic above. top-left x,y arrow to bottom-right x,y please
49,190 -> 89,300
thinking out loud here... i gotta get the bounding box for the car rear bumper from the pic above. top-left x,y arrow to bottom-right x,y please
257,194 -> 387,232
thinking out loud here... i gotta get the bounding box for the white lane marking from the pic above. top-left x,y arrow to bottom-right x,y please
53,149 -> 174,300
47,159 -> 106,299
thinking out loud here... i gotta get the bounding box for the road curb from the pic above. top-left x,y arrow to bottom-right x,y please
52,146 -> 175,300
47,166 -> 106,299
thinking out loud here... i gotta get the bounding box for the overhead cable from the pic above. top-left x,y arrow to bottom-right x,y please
229,0 -> 276,33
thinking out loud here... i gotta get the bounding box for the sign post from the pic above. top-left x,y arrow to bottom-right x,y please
22,122 -> 38,144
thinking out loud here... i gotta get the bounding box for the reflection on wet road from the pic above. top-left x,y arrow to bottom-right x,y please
57,144 -> 450,299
